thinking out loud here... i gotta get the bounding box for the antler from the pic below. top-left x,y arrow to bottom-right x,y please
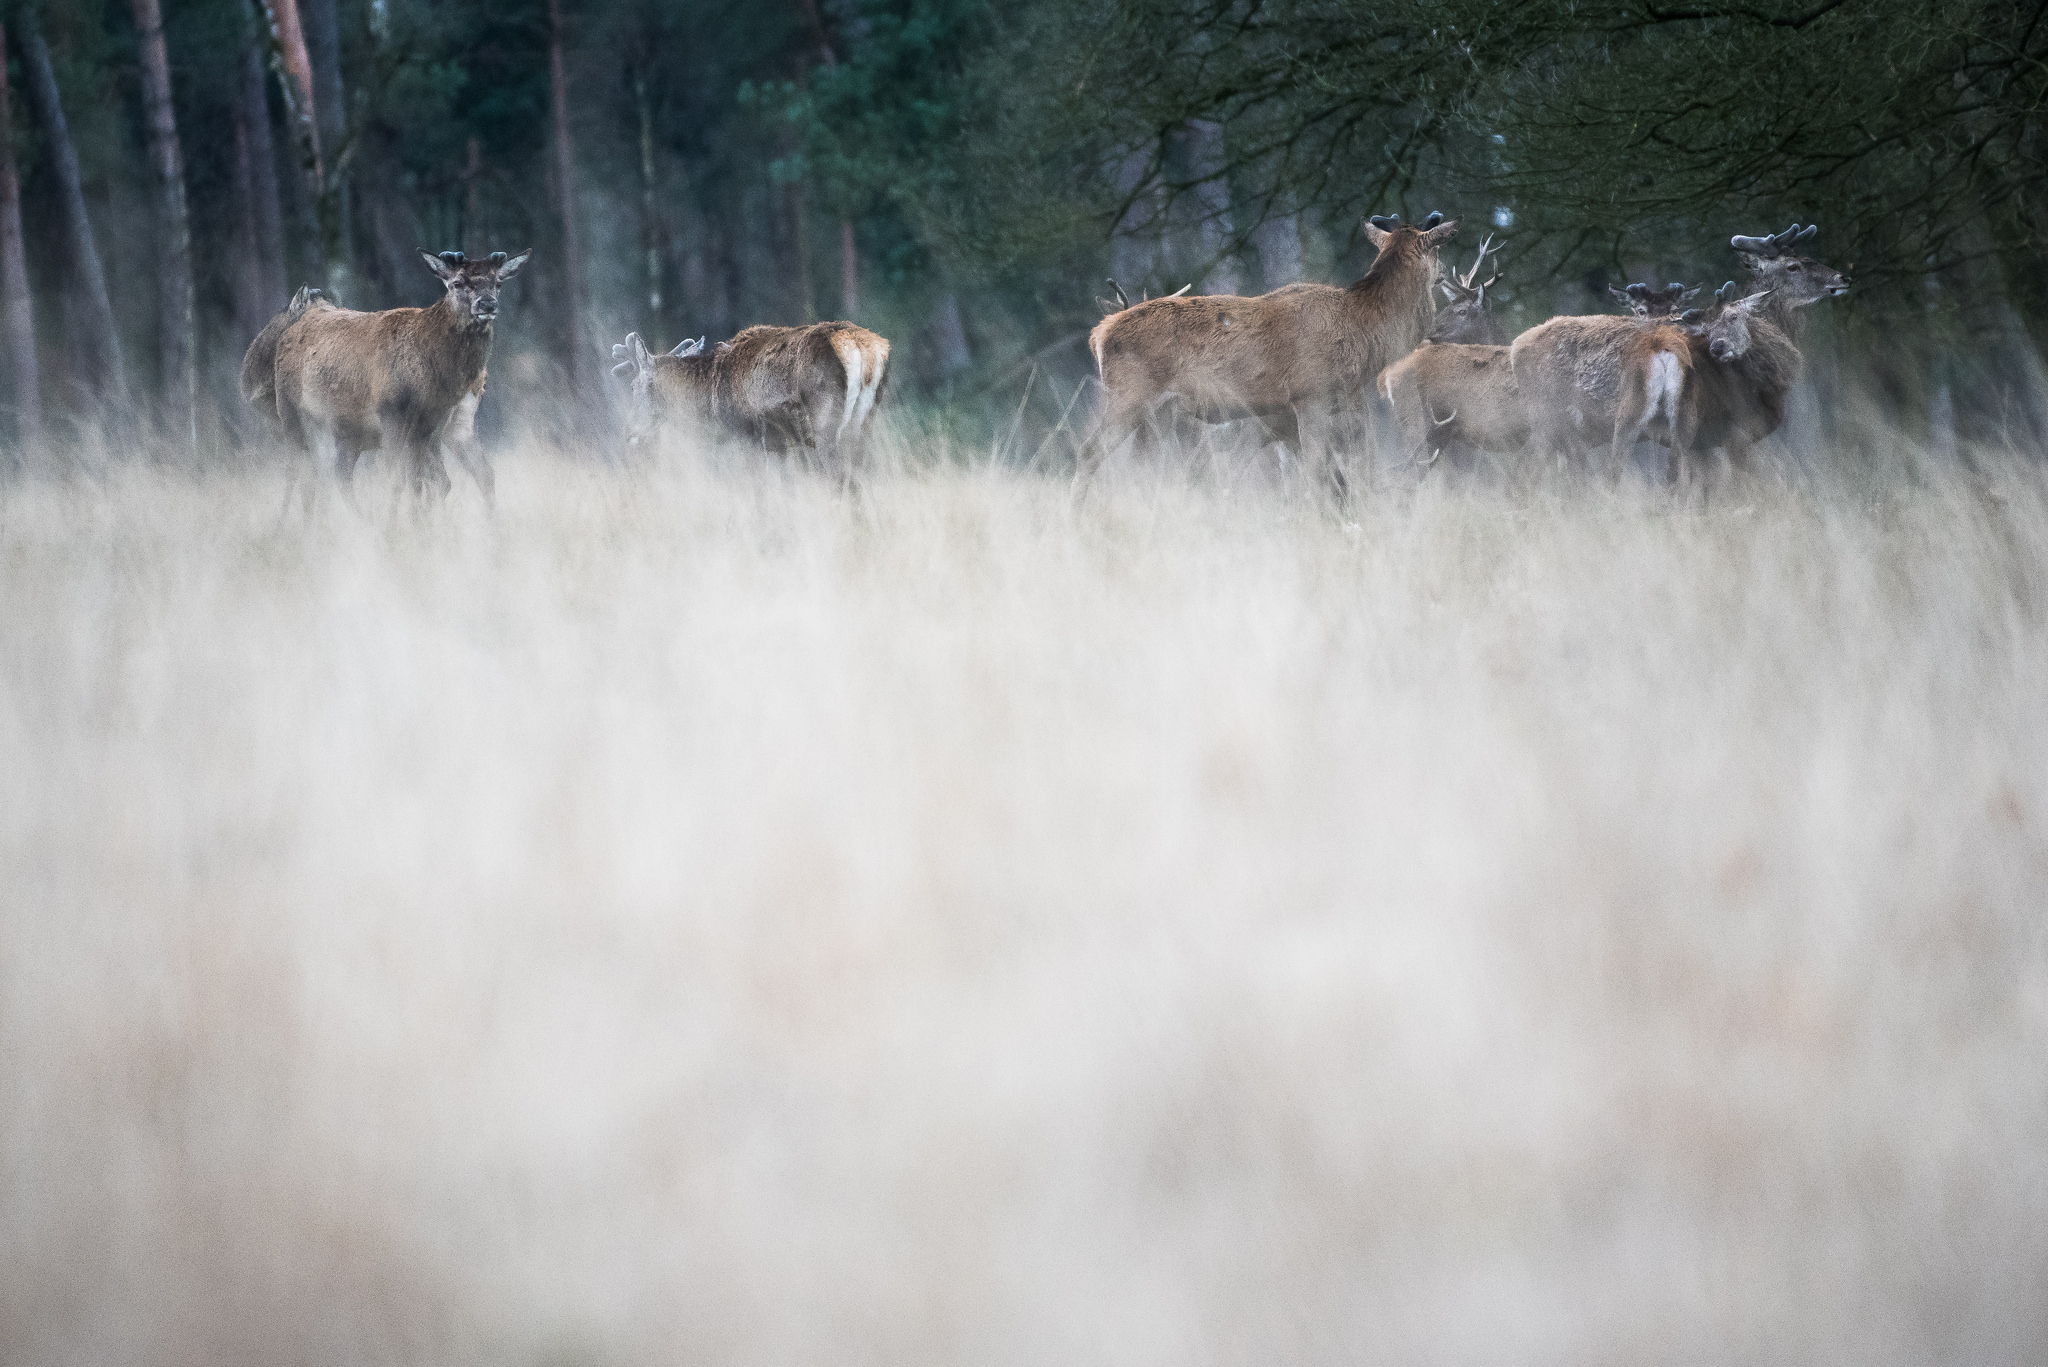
1457,234 -> 1497,290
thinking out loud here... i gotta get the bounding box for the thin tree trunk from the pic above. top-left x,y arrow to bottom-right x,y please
300,0 -> 350,297
455,135 -> 483,251
0,73 -> 32,448
548,0 -> 587,389
634,66 -> 662,317
14,10 -> 125,405
0,23 -> 39,446
788,182 -> 814,322
839,220 -> 857,319
238,11 -> 286,310
260,0 -> 325,284
131,0 -> 195,446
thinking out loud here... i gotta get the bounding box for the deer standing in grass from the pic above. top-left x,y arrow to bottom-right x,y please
1688,223 -> 1849,470
266,249 -> 528,501
612,321 -> 891,484
1376,238 -> 1518,467
1076,210 -> 1459,503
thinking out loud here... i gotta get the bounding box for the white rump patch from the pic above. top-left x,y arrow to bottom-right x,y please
854,341 -> 887,432
1645,351 -> 1683,424
833,334 -> 865,442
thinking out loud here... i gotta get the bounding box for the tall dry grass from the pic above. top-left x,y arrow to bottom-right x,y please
2,435 -> 2045,1365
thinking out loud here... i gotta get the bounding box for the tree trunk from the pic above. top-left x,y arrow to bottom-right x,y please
931,293 -> 970,376
238,9 -> 286,313
300,0 -> 350,297
548,0 -> 588,390
14,9 -> 125,405
839,220 -> 857,320
788,182 -> 815,322
634,66 -> 662,318
131,0 -> 195,446
0,22 -> 40,446
1173,118 -> 1239,295
260,0 -> 325,284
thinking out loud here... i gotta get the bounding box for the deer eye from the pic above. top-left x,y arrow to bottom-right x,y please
1789,264 -> 1803,271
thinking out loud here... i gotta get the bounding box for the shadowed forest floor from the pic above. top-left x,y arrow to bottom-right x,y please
3,438 -> 2045,1365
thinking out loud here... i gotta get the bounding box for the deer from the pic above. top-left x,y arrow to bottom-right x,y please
611,320 -> 890,484
240,285 -> 334,424
267,249 -> 528,502
1685,223 -> 1850,471
1608,281 -> 1701,319
1431,236 -> 1502,344
1378,341 -> 1524,471
1075,210 -> 1460,504
1508,294 -> 1771,483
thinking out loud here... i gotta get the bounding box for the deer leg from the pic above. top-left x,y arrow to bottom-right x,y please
1293,403 -> 1350,510
1073,404 -> 1141,501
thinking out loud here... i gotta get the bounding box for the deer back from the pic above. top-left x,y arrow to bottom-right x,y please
276,297 -> 489,431
1090,219 -> 1452,418
1511,314 -> 1692,437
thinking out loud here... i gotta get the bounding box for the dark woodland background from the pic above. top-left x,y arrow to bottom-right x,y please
0,0 -> 2043,450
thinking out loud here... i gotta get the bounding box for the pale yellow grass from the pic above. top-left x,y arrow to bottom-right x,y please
2,446 -> 2045,1365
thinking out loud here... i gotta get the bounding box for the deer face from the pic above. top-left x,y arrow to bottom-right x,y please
420,248 -> 532,328
1611,281 -> 1701,319
1687,289 -> 1772,362
611,332 -> 706,446
1730,224 -> 1849,308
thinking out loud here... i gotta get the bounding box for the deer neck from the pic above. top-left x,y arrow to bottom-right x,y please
428,295 -> 495,370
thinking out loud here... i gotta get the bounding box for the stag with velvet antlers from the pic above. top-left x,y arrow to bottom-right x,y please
612,321 -> 891,485
257,249 -> 529,502
1076,210 -> 1460,504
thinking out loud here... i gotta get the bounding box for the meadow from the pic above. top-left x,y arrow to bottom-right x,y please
3,431 -> 2045,1364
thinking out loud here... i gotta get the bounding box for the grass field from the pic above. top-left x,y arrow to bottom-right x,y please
3,436 -> 2046,1364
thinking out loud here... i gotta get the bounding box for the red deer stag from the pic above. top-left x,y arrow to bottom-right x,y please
1430,236 -> 1503,344
1608,280 -> 1701,318
1509,296 -> 1767,481
612,321 -> 890,483
1076,210 -> 1460,503
269,249 -> 528,501
1687,224 -> 1850,470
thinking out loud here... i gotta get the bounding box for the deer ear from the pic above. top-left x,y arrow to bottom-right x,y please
1680,285 -> 1701,302
1737,290 -> 1772,312
494,249 -> 533,280
420,250 -> 460,282
1418,218 -> 1459,248
1363,220 -> 1392,250
1609,286 -> 1630,303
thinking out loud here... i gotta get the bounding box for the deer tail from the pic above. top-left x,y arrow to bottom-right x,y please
832,331 -> 865,442
855,337 -> 888,433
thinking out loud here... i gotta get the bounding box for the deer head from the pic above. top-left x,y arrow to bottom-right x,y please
612,332 -> 710,444
1684,286 -> 1773,361
419,248 -> 532,329
1729,224 -> 1849,308
1363,210 -> 1459,254
1610,280 -> 1702,318
1432,234 -> 1502,343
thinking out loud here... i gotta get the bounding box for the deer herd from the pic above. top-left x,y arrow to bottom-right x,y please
236,217 -> 1847,506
